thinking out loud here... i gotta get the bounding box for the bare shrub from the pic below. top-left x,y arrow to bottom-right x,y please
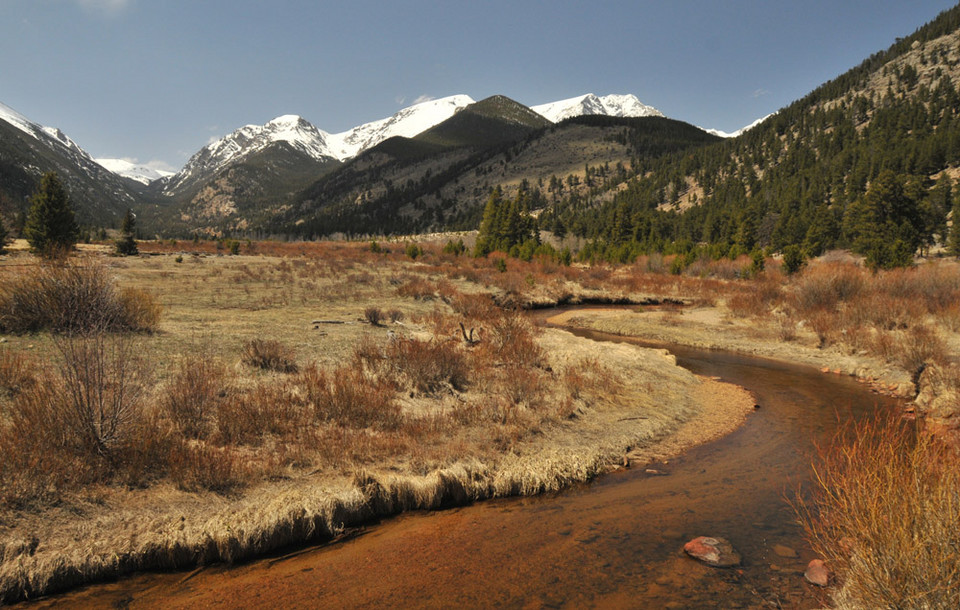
497,365 -> 545,410
163,354 -> 227,438
386,337 -> 470,394
792,262 -> 865,313
0,262 -> 161,334
53,332 -> 149,458
396,278 -> 437,300
364,306 -> 384,326
213,382 -> 305,446
0,334 -> 150,506
894,324 -> 946,375
241,338 -> 298,373
299,365 -> 402,430
796,416 -> 960,609
484,311 -> 544,368
387,309 -> 404,323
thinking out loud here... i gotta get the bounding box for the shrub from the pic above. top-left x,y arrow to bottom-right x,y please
299,365 -> 402,430
0,333 -> 150,506
364,306 -> 384,326
168,440 -> 248,493
240,338 -> 298,373
163,354 -> 226,439
386,337 -> 470,394
387,309 -> 404,323
0,263 -> 161,334
797,416 -> 960,609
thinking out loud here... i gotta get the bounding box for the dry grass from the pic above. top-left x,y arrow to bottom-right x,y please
797,415 -> 960,609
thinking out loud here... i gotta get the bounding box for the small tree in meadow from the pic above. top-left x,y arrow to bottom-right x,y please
115,209 -> 138,256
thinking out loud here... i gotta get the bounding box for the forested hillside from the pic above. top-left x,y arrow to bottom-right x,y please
540,5 -> 960,267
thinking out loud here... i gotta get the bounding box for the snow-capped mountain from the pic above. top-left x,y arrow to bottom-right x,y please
1,101 -> 91,161
161,95 -> 477,197
532,93 -> 664,123
95,158 -> 175,185
703,113 -> 775,138
0,100 -> 137,223
162,114 -> 335,194
329,95 -> 475,159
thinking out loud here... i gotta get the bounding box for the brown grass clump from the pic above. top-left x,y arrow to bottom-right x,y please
241,339 -> 298,373
0,262 -> 161,334
797,416 -> 960,609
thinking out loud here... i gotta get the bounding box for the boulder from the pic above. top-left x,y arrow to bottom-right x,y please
683,536 -> 741,567
804,559 -> 829,586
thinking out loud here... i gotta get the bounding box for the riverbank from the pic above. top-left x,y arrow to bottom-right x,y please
543,306 -> 917,399
0,253 -> 755,604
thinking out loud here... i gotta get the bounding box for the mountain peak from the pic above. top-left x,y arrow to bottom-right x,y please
532,93 -> 664,123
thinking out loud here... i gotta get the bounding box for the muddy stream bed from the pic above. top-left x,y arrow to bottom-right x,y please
32,310 -> 901,609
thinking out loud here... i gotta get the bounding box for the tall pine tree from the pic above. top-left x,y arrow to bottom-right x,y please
24,172 -> 79,258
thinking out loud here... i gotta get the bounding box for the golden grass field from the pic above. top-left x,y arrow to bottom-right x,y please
1,238 -> 958,606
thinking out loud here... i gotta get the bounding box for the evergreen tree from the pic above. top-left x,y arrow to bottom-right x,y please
0,215 -> 9,254
843,170 -> 922,268
949,188 -> 960,257
115,209 -> 139,256
24,172 -> 79,257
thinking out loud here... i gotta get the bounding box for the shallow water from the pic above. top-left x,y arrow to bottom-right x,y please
36,316 -> 901,609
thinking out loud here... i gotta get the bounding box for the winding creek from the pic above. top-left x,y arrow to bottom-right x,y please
34,312 -> 902,609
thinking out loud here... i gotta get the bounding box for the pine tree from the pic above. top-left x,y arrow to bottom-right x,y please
0,215 -> 9,254
115,209 -> 138,256
949,188 -> 960,257
24,172 -> 79,258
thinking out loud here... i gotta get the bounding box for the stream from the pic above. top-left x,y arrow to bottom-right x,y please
34,314 -> 901,609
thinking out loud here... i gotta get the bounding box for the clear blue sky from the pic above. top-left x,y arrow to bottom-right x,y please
2,0 -> 957,171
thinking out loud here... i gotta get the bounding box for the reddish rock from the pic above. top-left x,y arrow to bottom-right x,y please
805,559 -> 829,586
683,536 -> 741,567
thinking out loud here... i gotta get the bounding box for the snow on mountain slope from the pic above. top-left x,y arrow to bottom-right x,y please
328,94 -> 475,159
95,158 -> 175,185
163,96 -> 476,195
703,113 -> 775,138
532,93 -> 664,123
164,114 -> 336,193
1,101 -> 88,159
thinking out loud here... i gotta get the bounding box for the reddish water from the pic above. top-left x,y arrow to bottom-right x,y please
34,323 -> 900,609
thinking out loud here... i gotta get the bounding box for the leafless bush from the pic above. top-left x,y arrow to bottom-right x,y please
364,306 -> 384,326
386,337 -> 470,394
163,354 -> 227,438
0,333 -> 150,506
241,338 -> 298,373
387,309 -> 404,323
484,311 -> 544,368
299,365 -> 402,430
0,262 -> 161,334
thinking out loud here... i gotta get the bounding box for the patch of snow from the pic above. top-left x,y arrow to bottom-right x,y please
703,113 -> 775,138
327,94 -> 475,159
532,93 -> 663,123
95,158 -> 175,185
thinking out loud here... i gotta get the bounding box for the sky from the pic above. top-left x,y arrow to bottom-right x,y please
1,0 -> 958,172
